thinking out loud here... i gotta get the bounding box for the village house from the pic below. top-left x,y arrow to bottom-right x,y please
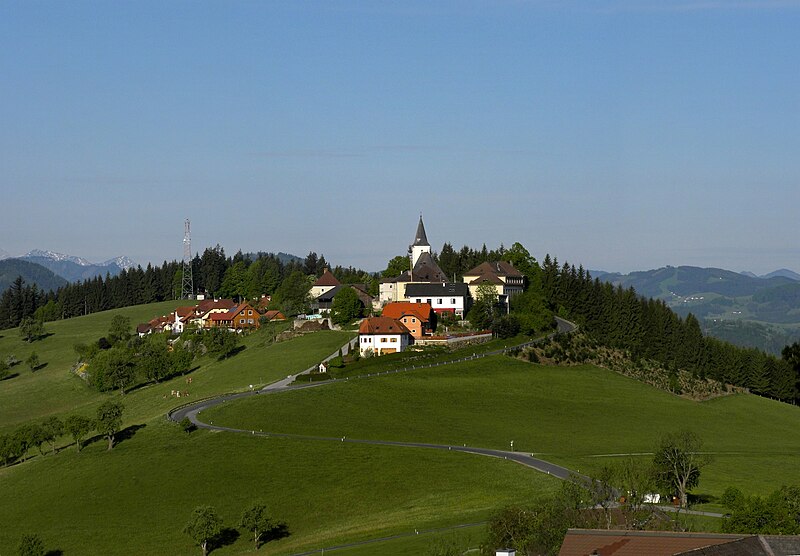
310,268 -> 341,299
380,302 -> 434,339
208,303 -> 260,331
462,261 -> 524,309
405,282 -> 470,318
358,316 -> 412,357
314,284 -> 373,314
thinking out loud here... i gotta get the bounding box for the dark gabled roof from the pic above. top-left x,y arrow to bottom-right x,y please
316,284 -> 343,302
411,216 -> 429,247
405,282 -> 469,297
411,252 -> 446,282
316,284 -> 372,305
678,534 -> 800,555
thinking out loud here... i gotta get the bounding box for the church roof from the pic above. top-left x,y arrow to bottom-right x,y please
411,252 -> 446,282
412,216 -> 430,247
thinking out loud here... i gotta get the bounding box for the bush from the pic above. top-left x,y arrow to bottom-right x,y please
180,417 -> 196,434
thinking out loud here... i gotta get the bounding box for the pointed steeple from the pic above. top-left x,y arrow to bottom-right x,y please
412,215 -> 430,247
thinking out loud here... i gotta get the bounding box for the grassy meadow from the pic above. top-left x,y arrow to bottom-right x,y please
0,302 -> 353,434
205,356 -> 800,499
3,303 -> 794,553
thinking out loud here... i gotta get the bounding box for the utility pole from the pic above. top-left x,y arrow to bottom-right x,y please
181,219 -> 194,300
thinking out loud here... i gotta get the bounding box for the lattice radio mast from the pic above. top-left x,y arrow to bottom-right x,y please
181,219 -> 194,300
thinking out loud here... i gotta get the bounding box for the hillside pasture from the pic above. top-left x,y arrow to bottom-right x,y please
204,357 -> 800,498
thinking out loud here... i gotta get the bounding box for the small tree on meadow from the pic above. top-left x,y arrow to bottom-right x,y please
96,400 -> 124,450
40,416 -> 64,455
26,352 -> 40,372
240,500 -> 273,550
183,505 -> 222,556
64,414 -> 93,452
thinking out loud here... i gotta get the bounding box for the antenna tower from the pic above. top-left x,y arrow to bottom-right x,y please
181,219 -> 194,299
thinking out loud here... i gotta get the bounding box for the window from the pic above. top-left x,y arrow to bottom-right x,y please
390,337 -> 397,343
248,319 -> 253,324
248,310 -> 253,315
426,299 -> 432,305
381,337 -> 388,343
239,319 -> 245,324
451,298 -> 456,304
411,318 -> 416,323
437,299 -> 442,304
416,298 -> 421,303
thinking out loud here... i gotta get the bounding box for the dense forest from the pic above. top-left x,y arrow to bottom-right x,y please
537,255 -> 797,402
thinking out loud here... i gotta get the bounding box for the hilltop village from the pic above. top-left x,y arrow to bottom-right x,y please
136,216 -> 527,357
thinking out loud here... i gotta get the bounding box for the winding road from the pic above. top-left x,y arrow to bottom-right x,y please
168,317 -> 721,553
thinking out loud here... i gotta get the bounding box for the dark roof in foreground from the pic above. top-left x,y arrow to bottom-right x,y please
405,282 -> 469,297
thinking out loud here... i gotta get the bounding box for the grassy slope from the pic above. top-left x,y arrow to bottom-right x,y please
0,421 -> 559,555
0,301 -> 187,431
0,301 -> 353,434
205,357 -> 800,498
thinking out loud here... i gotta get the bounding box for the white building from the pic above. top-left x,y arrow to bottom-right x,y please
358,316 -> 412,357
404,282 -> 470,318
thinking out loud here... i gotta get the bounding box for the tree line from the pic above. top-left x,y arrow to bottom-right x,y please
0,248 -> 377,330
538,255 -> 797,402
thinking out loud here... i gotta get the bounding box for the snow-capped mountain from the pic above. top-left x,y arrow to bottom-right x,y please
19,250 -> 137,283
101,256 -> 136,271
24,249 -> 93,266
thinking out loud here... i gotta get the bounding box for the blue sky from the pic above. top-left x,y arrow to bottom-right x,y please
1,0 -> 799,274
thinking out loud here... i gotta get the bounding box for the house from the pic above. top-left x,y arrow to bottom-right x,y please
315,284 -> 373,314
310,268 -> 341,299
209,303 -> 260,331
193,299 -> 237,328
379,216 -> 448,305
260,310 -> 286,322
557,529 -> 800,556
380,302 -> 434,339
405,282 -> 470,318
358,316 -> 411,357
171,305 -> 196,334
462,261 -> 525,309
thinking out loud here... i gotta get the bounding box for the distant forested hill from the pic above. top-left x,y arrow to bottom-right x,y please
0,259 -> 67,293
595,265 -> 800,355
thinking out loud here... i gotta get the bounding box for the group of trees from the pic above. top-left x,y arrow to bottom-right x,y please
722,485 -> 800,534
538,255 -> 798,402
78,315 -> 194,394
487,431 -> 710,555
183,501 -> 283,555
0,401 -> 124,466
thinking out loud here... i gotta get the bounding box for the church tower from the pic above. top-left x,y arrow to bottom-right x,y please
410,215 -> 431,268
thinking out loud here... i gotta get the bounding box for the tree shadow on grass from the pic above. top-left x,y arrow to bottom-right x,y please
262,521 -> 290,546
688,493 -> 716,505
32,362 -> 48,372
212,527 -> 240,553
217,345 -> 247,361
45,550 -> 64,556
115,423 -> 147,446
0,372 -> 20,381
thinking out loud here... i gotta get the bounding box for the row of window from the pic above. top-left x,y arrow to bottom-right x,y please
360,337 -> 398,343
413,298 -> 457,304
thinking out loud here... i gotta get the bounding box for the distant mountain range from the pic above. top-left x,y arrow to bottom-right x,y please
592,265 -> 800,355
0,249 -> 137,293
0,258 -> 68,294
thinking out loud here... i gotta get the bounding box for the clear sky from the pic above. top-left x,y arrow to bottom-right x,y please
1,0 -> 799,274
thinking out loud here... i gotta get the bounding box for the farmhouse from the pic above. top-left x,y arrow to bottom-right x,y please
208,303 -> 260,330
380,302 -> 434,339
358,316 -> 412,356
310,268 -> 341,299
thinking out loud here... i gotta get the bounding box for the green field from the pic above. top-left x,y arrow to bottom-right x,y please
0,302 -> 353,434
0,420 -> 558,555
3,304 -> 793,554
205,357 -> 800,498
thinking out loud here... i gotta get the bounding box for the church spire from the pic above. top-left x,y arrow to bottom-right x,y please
412,214 -> 430,247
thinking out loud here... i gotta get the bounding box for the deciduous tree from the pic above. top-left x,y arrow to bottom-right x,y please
63,414 -> 93,452
183,505 -> 222,556
652,430 -> 710,508
96,400 -> 124,450
240,500 -> 273,550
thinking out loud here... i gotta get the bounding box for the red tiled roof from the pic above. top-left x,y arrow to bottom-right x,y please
175,306 -> 195,318
358,317 -> 411,335
262,310 -> 285,321
209,313 -> 232,322
381,302 -> 432,322
313,269 -> 341,287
